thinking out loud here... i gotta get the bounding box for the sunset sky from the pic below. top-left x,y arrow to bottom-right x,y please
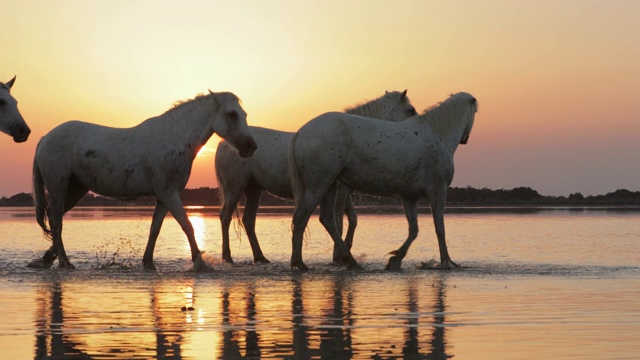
1,0 -> 638,198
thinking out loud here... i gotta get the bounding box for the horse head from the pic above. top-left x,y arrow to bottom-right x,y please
210,91 -> 257,158
383,89 -> 418,122
0,76 -> 30,142
460,96 -> 478,145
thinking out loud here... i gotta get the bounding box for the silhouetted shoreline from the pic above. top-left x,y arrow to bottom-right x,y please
2,186 -> 639,210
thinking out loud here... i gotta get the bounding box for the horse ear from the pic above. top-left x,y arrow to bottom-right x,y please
6,76 -> 16,90
208,89 -> 213,94
401,89 -> 407,100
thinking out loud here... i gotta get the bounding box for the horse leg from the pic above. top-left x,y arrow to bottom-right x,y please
29,178 -> 88,269
333,183 -> 348,265
431,190 -> 459,269
162,192 -> 210,272
343,192 -> 357,250
385,197 -> 419,271
142,201 -> 168,270
320,184 -> 362,270
242,183 -> 270,264
291,193 -> 321,272
219,188 -> 243,264
333,188 -> 358,265
48,194 -> 75,269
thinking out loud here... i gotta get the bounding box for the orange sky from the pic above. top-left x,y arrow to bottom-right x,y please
1,0 -> 639,197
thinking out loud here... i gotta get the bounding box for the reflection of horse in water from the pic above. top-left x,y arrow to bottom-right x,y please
220,284 -> 261,359
0,76 -> 30,142
402,277 -> 450,359
150,281 -> 190,358
289,92 -> 478,271
290,275 -> 450,359
34,280 -> 190,359
34,282 -> 90,359
31,275 -> 451,358
319,276 -> 354,359
215,90 -> 417,265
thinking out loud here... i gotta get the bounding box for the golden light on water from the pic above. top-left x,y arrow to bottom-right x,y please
187,215 -> 207,251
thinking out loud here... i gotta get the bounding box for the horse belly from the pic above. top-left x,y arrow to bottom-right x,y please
74,158 -> 152,198
339,167 -> 419,197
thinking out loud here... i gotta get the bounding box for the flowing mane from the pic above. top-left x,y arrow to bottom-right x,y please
163,92 -> 241,116
418,92 -> 478,136
344,91 -> 406,118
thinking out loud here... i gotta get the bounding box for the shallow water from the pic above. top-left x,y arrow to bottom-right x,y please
0,207 -> 639,359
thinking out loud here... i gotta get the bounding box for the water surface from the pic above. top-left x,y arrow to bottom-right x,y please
0,207 -> 638,359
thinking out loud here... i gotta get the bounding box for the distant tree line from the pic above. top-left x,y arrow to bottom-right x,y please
446,187 -> 640,205
2,186 -> 640,208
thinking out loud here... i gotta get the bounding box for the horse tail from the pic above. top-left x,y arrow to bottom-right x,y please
32,148 -> 52,241
214,146 -> 226,208
288,132 -> 305,207
215,142 -> 244,239
288,132 -> 311,243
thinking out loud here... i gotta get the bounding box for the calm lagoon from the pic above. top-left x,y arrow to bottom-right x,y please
0,207 -> 638,359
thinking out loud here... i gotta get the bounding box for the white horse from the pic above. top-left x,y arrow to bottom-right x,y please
289,92 -> 478,271
0,76 -> 30,142
29,91 -> 257,271
215,90 -> 417,264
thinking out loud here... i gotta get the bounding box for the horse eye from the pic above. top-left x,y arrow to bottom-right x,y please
0,98 -> 5,106
227,111 -> 238,121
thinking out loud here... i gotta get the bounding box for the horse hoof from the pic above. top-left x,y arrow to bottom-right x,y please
291,262 -> 310,272
27,258 -> 52,269
385,256 -> 403,271
332,257 -> 347,266
59,262 -> 76,270
222,257 -> 234,264
255,257 -> 270,264
193,258 -> 214,273
142,258 -> 156,270
345,257 -> 363,270
440,259 -> 460,270
416,259 -> 440,269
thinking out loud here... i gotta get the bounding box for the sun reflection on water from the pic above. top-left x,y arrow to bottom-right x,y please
187,214 -> 207,251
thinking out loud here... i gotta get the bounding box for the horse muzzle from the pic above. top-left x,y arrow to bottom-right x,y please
12,124 -> 31,143
238,137 -> 258,158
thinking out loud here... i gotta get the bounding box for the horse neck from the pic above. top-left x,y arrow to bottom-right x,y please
422,105 -> 471,154
155,97 -> 215,156
346,100 -> 388,120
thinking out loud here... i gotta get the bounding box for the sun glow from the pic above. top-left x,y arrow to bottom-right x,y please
0,1 -> 638,198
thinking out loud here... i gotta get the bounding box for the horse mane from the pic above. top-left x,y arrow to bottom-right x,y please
344,91 -> 405,117
418,92 -> 477,135
163,91 -> 240,116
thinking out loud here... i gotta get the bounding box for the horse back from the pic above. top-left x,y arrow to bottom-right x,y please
296,112 -> 452,198
36,120 -> 192,197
